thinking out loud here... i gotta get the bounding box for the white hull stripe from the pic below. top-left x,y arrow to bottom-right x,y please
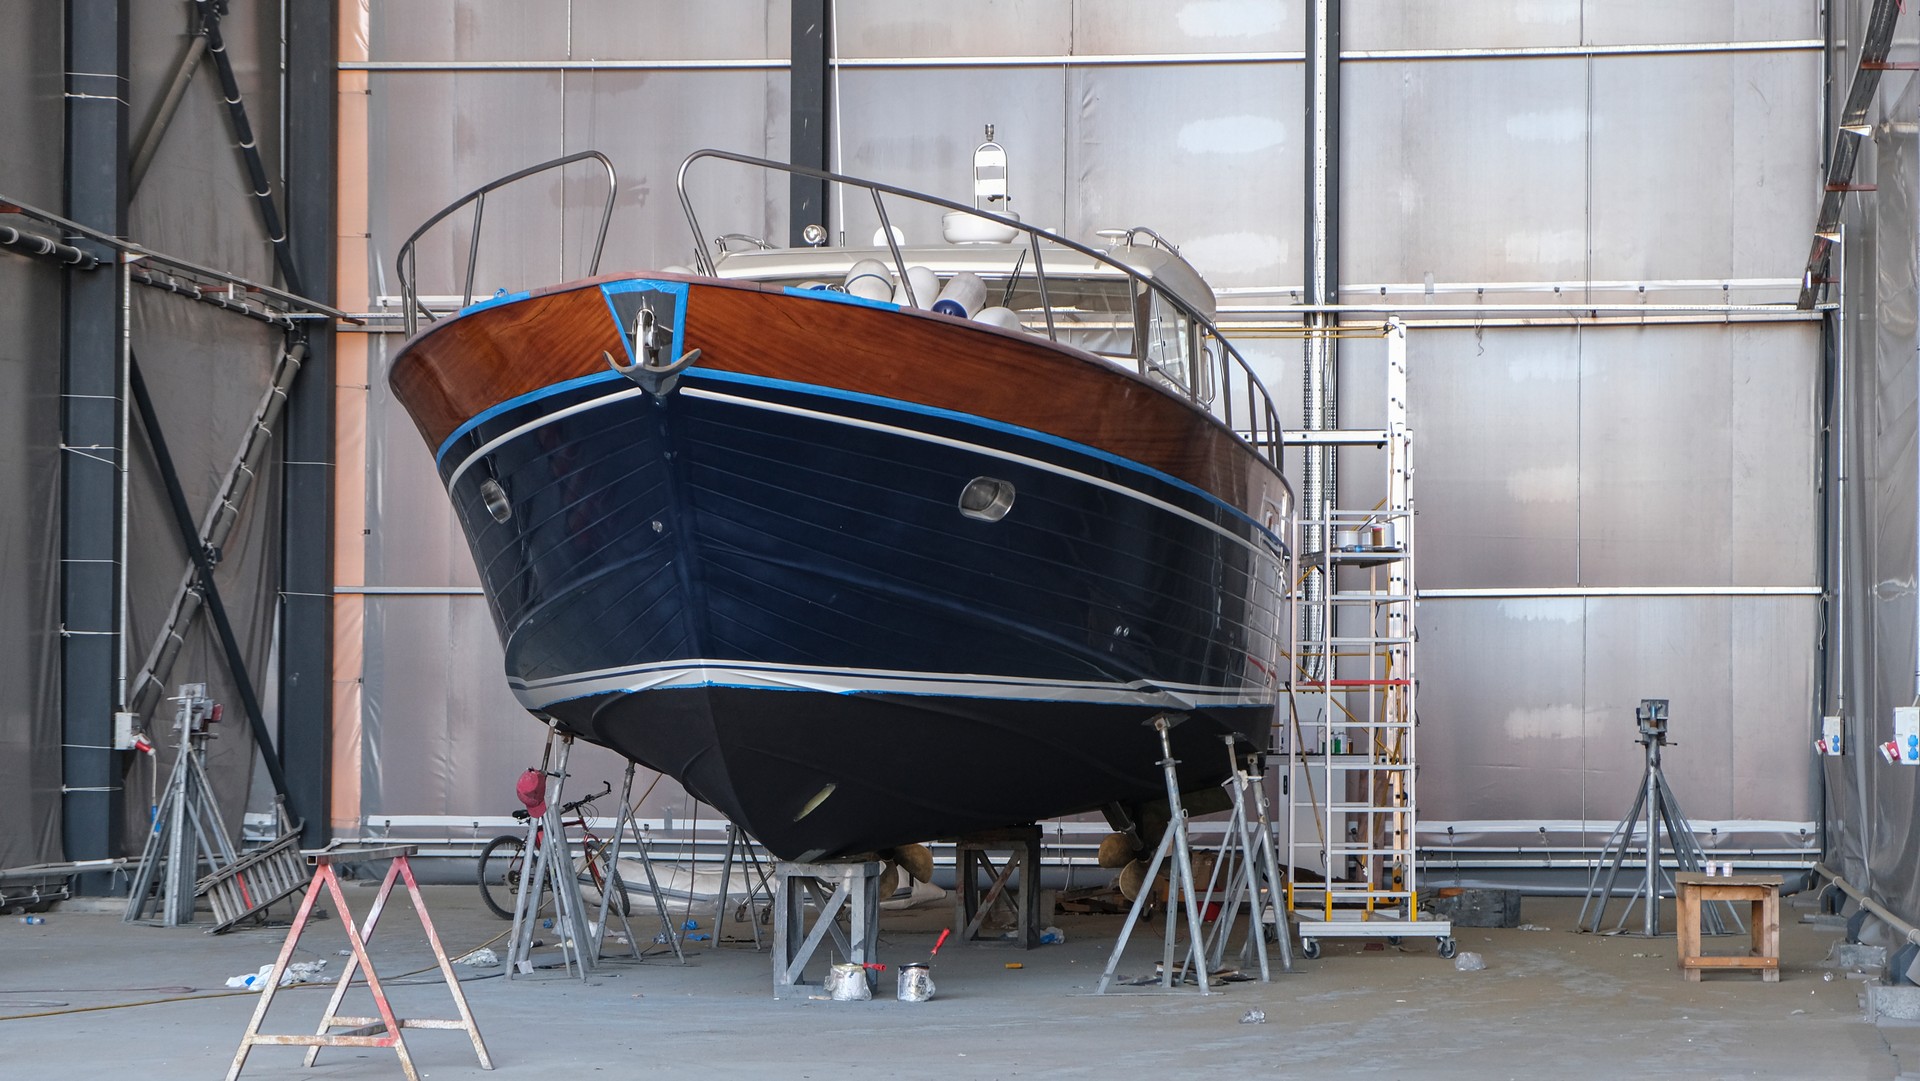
446,385 -> 646,490
682,386 -> 1277,563
507,659 -> 1274,711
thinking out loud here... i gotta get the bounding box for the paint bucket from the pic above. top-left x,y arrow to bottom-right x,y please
896,962 -> 935,1003
825,962 -> 872,1001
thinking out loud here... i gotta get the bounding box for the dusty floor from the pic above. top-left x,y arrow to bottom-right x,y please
3,883 -> 1917,1079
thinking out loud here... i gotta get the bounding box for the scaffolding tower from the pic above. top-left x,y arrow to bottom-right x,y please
1280,321 -> 1453,959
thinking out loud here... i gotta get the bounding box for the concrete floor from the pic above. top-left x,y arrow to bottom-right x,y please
4,884 -> 1917,1079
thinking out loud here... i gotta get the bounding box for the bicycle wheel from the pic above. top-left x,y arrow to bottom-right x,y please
579,853 -> 632,917
477,834 -> 547,920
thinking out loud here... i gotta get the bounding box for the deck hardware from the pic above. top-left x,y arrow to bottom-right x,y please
604,302 -> 700,396
479,479 -> 512,523
958,476 -> 1015,522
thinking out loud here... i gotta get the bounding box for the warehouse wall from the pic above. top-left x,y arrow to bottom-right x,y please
342,2 -> 1826,864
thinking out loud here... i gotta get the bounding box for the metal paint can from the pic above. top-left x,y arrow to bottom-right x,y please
826,962 -> 872,1001
897,962 -> 935,1002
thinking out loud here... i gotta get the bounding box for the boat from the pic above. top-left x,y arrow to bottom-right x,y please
387,139 -> 1293,861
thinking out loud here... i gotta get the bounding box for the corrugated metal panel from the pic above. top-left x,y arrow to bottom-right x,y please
836,1 -> 1074,59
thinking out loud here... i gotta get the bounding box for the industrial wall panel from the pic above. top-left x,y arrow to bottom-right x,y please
1575,324 -> 1818,587
1418,596 -> 1817,830
1068,63 -> 1304,290
833,66 -> 1068,250
566,0 -> 788,61
836,0 -> 1074,59
362,337 -> 476,590
1342,58 -> 1589,288
567,71 -> 789,272
1587,52 -> 1820,284
1416,598 -> 1591,823
366,71 -> 567,303
1070,1 -> 1302,55
1345,0 -> 1813,51
1409,327 -> 1582,588
370,1 -> 571,63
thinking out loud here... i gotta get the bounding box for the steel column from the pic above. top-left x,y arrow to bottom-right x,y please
1300,0 -> 1341,660
281,0 -> 336,846
60,0 -> 129,887
789,0 -> 832,247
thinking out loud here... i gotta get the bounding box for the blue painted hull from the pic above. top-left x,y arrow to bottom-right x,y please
406,278 -> 1288,859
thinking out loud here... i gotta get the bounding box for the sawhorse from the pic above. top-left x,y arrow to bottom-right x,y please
951,825 -> 1042,949
225,844 -> 491,1081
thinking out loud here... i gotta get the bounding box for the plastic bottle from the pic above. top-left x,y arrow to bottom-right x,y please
19,916 -> 44,925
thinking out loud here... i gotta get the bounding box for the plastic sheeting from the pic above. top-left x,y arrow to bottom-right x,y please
1824,11 -> 1920,923
0,0 -> 68,871
346,2 -> 1825,856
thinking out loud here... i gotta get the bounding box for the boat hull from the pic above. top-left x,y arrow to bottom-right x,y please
391,274 -> 1289,860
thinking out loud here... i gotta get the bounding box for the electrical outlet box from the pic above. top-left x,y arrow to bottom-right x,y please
113,711 -> 136,751
1819,715 -> 1845,757
1895,706 -> 1920,764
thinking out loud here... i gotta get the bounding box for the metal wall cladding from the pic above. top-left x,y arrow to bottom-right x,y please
1573,324 -> 1818,588
1342,48 -> 1818,288
362,336 -> 477,591
369,0 -> 788,63
1418,597 -> 1817,826
836,0 -> 1076,58
0,0 -> 65,872
1344,0 -> 1813,51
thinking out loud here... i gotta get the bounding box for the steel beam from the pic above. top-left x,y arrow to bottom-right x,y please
1797,0 -> 1902,309
280,0 -> 335,847
789,0 -> 832,247
60,0 -> 129,888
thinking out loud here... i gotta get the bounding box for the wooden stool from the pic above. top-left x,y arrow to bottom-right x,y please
1675,871 -> 1782,982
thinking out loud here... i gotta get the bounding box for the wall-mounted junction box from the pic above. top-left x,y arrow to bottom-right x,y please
1817,714 -> 1845,757
1885,706 -> 1920,764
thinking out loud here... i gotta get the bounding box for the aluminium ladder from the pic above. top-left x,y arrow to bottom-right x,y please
1280,321 -> 1453,959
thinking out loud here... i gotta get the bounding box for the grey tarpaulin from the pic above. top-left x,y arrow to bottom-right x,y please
0,1 -> 68,872
1825,2 -> 1920,926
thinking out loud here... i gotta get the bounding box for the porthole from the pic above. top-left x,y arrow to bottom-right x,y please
958,476 -> 1015,522
480,478 -> 512,523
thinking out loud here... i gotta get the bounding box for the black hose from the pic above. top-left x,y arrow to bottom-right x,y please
194,0 -> 304,297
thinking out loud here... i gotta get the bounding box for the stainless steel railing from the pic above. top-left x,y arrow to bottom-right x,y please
396,150 -> 618,337
674,148 -> 1284,471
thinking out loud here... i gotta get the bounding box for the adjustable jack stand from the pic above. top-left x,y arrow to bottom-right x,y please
1579,699 -> 1741,937
1199,738 -> 1293,979
505,727 -> 598,979
1096,713 -> 1214,995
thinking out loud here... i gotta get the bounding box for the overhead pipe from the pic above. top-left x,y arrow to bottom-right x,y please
1299,0 -> 1340,674
129,29 -> 209,193
0,224 -> 103,269
194,0 -> 304,297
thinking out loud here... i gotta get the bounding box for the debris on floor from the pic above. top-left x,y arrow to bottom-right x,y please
1453,951 -> 1488,972
1240,1009 -> 1267,1024
225,959 -> 329,989
455,947 -> 499,967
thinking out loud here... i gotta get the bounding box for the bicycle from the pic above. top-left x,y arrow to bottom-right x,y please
477,779 -> 632,920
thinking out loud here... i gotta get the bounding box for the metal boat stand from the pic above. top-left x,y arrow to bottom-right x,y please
711,821 -> 776,949
949,825 -> 1043,949
1096,712 -> 1215,995
505,730 -> 608,979
225,845 -> 492,1081
599,761 -> 684,964
1578,699 -> 1742,937
1197,738 -> 1293,979
771,858 -> 884,998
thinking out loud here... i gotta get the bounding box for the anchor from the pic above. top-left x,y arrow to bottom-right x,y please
604,301 -> 700,396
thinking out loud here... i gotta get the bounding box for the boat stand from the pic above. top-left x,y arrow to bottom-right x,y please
950,825 -> 1043,949
1198,738 -> 1293,979
505,729 -> 601,979
712,821 -> 776,949
225,845 -> 492,1081
1096,713 -> 1215,995
591,761 -> 650,964
771,858 -> 884,999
